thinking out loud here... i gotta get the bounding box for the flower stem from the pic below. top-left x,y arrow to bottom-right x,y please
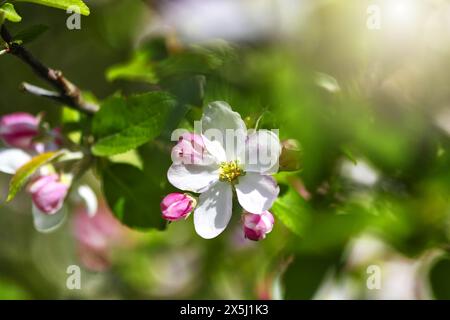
0,25 -> 99,115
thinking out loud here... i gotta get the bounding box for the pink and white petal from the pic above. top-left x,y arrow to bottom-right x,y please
171,134 -> 217,166
167,163 -> 219,193
235,173 -> 280,213
201,101 -> 247,157
32,204 -> 67,233
201,135 -> 227,163
238,130 -> 281,175
194,182 -> 233,239
0,148 -> 32,174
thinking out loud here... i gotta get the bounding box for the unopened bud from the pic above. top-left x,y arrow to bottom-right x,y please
161,193 -> 196,221
242,211 -> 275,241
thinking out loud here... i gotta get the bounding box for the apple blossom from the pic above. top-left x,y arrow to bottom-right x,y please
27,174 -> 69,215
167,101 -> 281,239
242,211 -> 275,241
161,193 -> 196,221
171,132 -> 208,165
31,184 -> 97,234
0,112 -> 40,149
0,114 -> 66,176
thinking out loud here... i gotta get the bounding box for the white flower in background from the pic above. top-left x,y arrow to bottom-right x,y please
167,101 -> 281,239
155,0 -> 310,43
0,148 -> 33,174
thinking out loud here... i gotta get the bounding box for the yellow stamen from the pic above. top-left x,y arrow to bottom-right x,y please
219,160 -> 245,183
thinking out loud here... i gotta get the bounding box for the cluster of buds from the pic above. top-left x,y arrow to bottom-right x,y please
160,192 -> 275,241
0,112 -> 69,215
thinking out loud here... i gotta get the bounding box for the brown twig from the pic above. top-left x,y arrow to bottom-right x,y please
0,24 -> 99,115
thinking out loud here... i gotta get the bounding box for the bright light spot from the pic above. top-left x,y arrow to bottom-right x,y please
385,0 -> 419,29
434,108 -> 450,136
341,160 -> 379,186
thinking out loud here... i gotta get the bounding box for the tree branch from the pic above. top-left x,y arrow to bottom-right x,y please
0,24 -> 99,115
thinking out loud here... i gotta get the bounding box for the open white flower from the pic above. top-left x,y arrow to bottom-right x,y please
167,101 -> 281,239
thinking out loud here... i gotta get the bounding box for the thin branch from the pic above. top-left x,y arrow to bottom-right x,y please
0,24 -> 99,115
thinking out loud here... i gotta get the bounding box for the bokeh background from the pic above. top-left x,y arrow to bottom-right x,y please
2,0 -> 450,299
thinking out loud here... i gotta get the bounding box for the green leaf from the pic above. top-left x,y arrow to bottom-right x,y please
272,187 -> 311,237
156,44 -> 234,79
0,3 -> 22,22
296,210 -> 370,254
102,145 -> 172,230
92,92 -> 176,156
13,24 -> 48,44
6,151 -> 63,202
15,0 -> 90,16
0,278 -> 29,299
429,256 -> 450,299
106,51 -> 158,84
340,146 -> 358,165
282,253 -> 341,299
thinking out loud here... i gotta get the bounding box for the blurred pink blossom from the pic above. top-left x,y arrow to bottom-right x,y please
73,203 -> 132,271
0,112 -> 40,149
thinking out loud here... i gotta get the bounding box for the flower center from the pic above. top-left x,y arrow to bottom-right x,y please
219,160 -> 245,183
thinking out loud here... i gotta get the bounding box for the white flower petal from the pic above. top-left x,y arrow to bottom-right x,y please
201,101 -> 247,160
32,204 -> 67,233
201,135 -> 227,163
77,185 -> 98,217
235,173 -> 279,213
194,182 -> 233,239
0,148 -> 31,174
168,163 -> 219,193
238,130 -> 281,174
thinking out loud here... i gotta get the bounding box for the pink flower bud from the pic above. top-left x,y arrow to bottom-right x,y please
0,112 -> 40,149
28,174 -> 69,215
242,211 -> 275,241
161,193 -> 196,221
171,133 -> 207,165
